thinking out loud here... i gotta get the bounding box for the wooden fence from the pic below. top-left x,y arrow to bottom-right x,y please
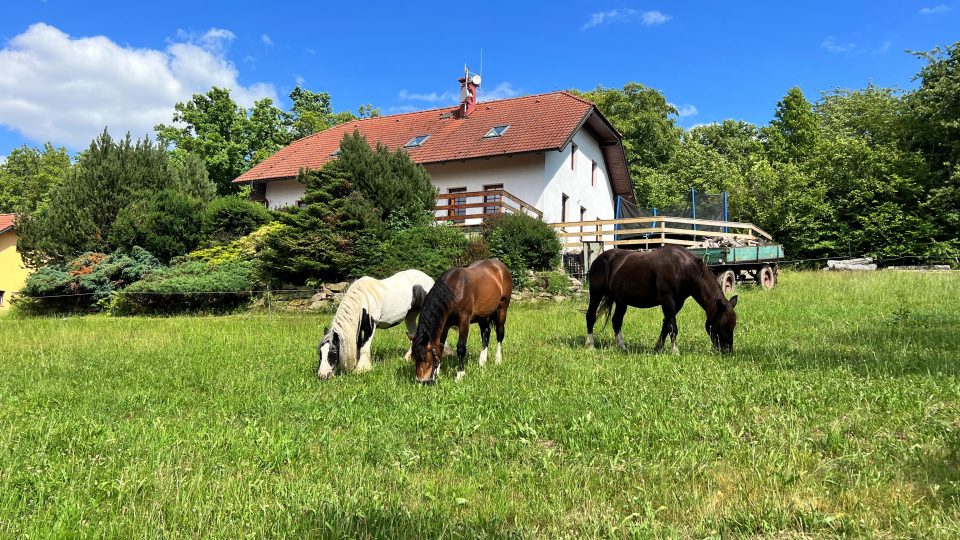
435,189 -> 542,224
550,215 -> 773,249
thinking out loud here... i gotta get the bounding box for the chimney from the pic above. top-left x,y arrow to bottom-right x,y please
458,66 -> 481,118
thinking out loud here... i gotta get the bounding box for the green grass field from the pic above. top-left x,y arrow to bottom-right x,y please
1,271 -> 958,537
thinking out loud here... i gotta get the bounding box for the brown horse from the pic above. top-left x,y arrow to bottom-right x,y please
411,259 -> 513,383
586,246 -> 739,353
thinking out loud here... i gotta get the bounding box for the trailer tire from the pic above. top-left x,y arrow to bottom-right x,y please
717,270 -> 736,295
756,265 -> 776,290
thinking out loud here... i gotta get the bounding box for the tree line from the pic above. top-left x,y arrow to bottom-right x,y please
576,43 -> 959,262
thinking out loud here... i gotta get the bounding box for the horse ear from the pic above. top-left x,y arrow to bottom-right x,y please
716,298 -> 726,312
729,295 -> 738,309
323,326 -> 329,335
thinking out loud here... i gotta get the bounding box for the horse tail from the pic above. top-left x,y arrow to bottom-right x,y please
588,251 -> 616,328
595,294 -> 615,328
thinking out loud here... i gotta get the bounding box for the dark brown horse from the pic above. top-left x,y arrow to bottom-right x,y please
411,259 -> 513,383
586,246 -> 739,353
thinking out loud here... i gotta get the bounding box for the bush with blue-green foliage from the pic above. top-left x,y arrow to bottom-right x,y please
112,259 -> 256,315
17,247 -> 161,313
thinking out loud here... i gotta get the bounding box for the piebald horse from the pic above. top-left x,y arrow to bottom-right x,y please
317,269 -> 436,378
586,246 -> 739,353
411,259 -> 512,384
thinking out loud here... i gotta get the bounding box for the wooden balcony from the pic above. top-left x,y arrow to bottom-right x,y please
435,189 -> 542,224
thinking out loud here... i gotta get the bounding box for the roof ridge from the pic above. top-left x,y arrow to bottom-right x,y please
557,90 -> 597,108
285,91 -> 589,146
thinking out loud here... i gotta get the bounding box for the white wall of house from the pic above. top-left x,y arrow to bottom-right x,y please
543,128 -> 616,224
264,178 -> 306,210
428,153 -> 545,224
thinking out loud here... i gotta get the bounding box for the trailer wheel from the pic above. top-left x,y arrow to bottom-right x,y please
756,265 -> 776,290
717,270 -> 736,295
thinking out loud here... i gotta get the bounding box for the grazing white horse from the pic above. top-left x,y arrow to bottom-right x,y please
317,269 -> 438,379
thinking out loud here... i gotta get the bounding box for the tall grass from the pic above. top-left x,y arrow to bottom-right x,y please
0,271 -> 958,537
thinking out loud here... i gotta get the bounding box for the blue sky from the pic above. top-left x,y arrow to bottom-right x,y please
1,1 -> 957,158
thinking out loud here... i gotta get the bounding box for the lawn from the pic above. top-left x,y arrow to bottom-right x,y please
1,270 -> 958,537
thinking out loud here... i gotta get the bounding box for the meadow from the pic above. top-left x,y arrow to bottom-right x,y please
0,270 -> 958,538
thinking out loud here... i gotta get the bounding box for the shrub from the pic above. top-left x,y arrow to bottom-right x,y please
460,236 -> 492,267
482,214 -> 561,277
18,248 -> 161,313
187,222 -> 283,267
113,260 -> 256,315
110,190 -> 203,263
201,196 -> 272,244
362,224 -> 469,278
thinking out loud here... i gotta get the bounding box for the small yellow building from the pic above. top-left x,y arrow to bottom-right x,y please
0,214 -> 31,310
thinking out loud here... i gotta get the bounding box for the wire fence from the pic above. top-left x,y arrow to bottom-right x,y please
5,253 -> 957,305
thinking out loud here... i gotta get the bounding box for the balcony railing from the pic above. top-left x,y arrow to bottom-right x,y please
435,189 -> 542,224
551,215 -> 773,249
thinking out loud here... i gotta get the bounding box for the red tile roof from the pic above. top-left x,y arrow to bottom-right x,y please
0,214 -> 15,234
234,91 -> 632,199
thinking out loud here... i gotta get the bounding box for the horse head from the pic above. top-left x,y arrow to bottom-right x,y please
317,327 -> 341,379
412,337 -> 440,384
706,295 -> 738,353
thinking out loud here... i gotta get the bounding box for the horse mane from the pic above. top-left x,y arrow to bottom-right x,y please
413,274 -> 455,346
329,278 -> 381,372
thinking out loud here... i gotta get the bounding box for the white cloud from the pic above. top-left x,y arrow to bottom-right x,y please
479,82 -> 520,101
642,11 -> 671,25
305,48 -> 316,55
385,105 -> 418,114
398,89 -> 457,103
260,34 -> 274,46
821,36 -> 858,54
686,122 -> 717,131
295,75 -> 305,86
920,5 -> 950,14
670,103 -> 698,117
582,9 -> 671,31
873,40 -> 892,54
0,23 -> 276,149
391,81 -> 520,114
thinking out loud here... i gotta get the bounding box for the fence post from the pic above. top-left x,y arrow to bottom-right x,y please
722,191 -> 729,233
690,188 -> 697,232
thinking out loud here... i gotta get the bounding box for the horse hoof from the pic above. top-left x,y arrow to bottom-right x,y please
455,370 -> 466,382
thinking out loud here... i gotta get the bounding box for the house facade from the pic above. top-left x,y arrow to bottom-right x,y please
233,76 -> 633,227
0,214 -> 30,310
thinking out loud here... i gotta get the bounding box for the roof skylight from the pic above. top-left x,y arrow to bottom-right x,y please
484,125 -> 510,138
404,135 -> 430,147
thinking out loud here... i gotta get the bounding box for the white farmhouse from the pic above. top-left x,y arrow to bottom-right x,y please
234,75 -> 633,225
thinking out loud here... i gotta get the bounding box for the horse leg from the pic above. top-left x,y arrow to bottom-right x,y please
455,316 -> 471,381
655,299 -> 676,354
403,311 -> 418,361
669,298 -> 685,355
477,318 -> 491,367
356,326 -> 376,372
494,305 -> 508,364
611,302 -> 628,352
585,293 -> 601,349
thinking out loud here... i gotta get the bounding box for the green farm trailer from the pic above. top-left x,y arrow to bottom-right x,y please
688,244 -> 785,294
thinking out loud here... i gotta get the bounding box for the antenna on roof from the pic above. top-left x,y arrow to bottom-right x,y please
478,49 -> 483,101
